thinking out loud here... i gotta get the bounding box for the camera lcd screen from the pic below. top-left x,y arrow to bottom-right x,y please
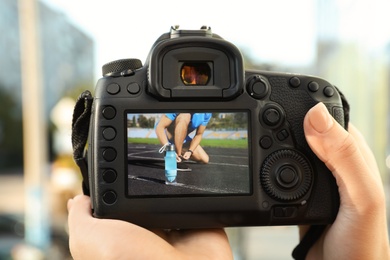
127,111 -> 251,197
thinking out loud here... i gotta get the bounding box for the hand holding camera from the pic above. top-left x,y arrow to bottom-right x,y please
80,26 -> 348,228
68,102 -> 389,259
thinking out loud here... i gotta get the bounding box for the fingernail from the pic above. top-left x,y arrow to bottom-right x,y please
308,103 -> 334,133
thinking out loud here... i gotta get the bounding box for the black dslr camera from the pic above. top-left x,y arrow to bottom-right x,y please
87,26 -> 346,229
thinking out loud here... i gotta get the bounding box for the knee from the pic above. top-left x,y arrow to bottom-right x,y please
175,113 -> 191,126
201,154 -> 209,164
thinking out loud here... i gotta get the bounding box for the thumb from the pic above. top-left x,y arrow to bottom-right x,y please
303,103 -> 371,203
68,195 -> 92,219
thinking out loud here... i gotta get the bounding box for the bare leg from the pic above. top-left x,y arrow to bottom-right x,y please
190,145 -> 209,164
174,113 -> 191,157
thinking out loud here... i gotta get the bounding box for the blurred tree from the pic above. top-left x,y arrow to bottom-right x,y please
240,46 -> 277,71
137,115 -> 155,128
0,85 -> 23,170
233,113 -> 247,129
62,82 -> 94,102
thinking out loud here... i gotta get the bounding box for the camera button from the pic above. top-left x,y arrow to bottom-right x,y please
263,108 -> 281,126
103,169 -> 117,183
324,86 -> 335,97
289,77 -> 301,88
274,207 -> 285,217
103,148 -> 117,162
102,106 -> 116,119
277,129 -> 289,141
103,127 -> 116,141
247,75 -> 269,99
260,136 -> 273,149
277,166 -> 299,189
127,82 -> 140,95
107,83 -> 120,95
253,81 -> 267,96
308,81 -> 320,92
103,190 -> 117,205
274,206 -> 297,218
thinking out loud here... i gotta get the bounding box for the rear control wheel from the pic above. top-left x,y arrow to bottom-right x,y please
261,150 -> 312,201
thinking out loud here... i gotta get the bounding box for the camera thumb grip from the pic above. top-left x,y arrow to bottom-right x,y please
306,103 -> 334,133
304,102 -> 354,174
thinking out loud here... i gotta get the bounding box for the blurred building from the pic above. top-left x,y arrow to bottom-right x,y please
313,0 -> 390,179
0,0 -> 94,116
0,0 -> 94,169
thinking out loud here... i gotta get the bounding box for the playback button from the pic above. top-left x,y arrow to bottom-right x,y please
103,190 -> 117,205
103,148 -> 117,162
103,169 -> 117,183
103,127 -> 116,141
102,106 -> 116,120
260,136 -> 273,149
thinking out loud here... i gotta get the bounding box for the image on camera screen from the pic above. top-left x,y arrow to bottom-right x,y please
127,111 -> 251,197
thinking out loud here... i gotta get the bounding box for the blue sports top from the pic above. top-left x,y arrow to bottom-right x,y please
165,113 -> 212,134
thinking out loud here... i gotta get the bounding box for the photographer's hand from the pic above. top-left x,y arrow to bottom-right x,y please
301,102 -> 390,259
67,195 -> 232,260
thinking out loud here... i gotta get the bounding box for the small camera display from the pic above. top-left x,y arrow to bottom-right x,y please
126,111 -> 251,197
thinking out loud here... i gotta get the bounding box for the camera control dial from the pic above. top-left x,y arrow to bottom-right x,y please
263,108 -> 281,126
261,149 -> 312,202
260,104 -> 285,129
247,75 -> 269,99
102,59 -> 143,77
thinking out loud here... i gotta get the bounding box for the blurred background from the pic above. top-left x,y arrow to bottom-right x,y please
0,0 -> 389,259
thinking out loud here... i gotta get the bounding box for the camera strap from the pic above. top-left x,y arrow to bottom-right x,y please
71,90 -> 93,196
70,89 -> 350,260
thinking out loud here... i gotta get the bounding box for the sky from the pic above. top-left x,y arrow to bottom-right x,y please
40,0 -> 390,81
336,0 -> 390,48
40,0 -> 317,80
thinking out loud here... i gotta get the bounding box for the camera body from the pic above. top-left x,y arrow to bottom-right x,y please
88,26 -> 344,228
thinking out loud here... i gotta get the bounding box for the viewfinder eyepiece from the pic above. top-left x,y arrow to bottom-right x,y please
180,62 -> 211,85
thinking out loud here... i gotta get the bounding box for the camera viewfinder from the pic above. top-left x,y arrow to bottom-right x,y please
180,62 -> 211,85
